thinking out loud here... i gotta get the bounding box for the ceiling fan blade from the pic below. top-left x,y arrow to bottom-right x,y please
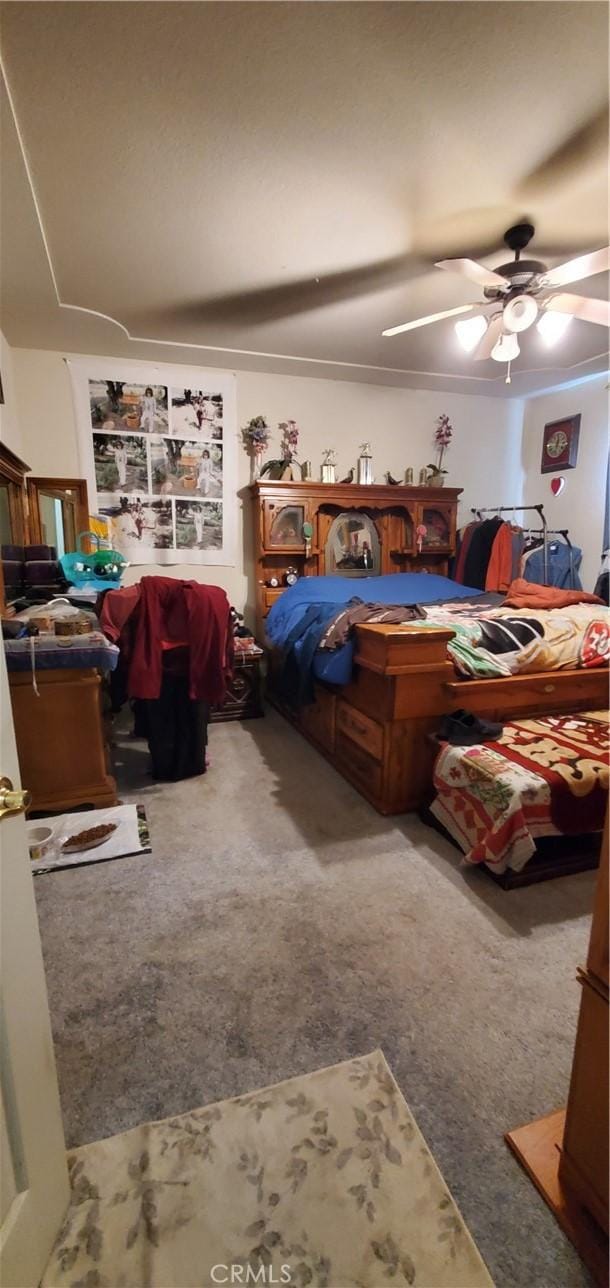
516,107 -> 609,201
473,314 -> 503,360
543,247 -> 610,289
167,254 -> 428,327
382,303 -> 478,338
434,258 -> 509,289
544,293 -> 610,327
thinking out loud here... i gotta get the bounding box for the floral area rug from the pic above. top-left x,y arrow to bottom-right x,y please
42,1051 -> 493,1288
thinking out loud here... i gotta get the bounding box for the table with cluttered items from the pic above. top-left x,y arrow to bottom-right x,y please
3,599 -> 119,813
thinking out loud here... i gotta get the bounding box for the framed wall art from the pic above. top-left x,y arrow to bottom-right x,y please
541,413 -> 580,474
68,357 -> 236,566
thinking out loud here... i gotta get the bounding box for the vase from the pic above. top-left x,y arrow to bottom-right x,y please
250,455 -> 262,484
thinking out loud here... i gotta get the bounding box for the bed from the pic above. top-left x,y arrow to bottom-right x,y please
429,710 -> 608,882
266,573 -> 610,815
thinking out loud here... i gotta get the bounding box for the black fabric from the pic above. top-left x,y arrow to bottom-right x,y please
24,544 -> 57,561
438,708 -> 503,746
594,569 -> 609,606
422,592 -> 504,614
462,518 -> 503,590
140,672 -> 209,781
23,561 -> 62,584
477,616 -> 543,654
2,560 -> 22,587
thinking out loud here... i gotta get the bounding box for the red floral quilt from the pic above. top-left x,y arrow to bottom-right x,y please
431,711 -> 609,874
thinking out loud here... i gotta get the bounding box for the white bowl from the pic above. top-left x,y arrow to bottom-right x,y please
27,824 -> 54,861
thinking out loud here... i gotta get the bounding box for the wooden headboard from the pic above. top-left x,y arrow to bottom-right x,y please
250,479 -> 462,637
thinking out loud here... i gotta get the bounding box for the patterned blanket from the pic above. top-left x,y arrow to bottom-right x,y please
421,603 -> 610,678
431,711 -> 609,874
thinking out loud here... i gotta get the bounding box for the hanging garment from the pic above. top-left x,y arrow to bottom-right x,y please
137,668 -> 209,781
454,521 -> 480,584
102,577 -> 233,702
100,583 -> 141,644
594,551 -> 610,605
522,541 -> 583,591
462,518 -> 503,590
511,529 -> 525,582
485,522 -> 515,593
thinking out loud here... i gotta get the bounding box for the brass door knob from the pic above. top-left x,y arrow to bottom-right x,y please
0,777 -> 32,820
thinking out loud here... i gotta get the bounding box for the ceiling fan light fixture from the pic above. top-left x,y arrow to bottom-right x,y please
491,332 -> 520,363
454,315 -> 488,352
536,310 -> 573,346
503,294 -> 538,333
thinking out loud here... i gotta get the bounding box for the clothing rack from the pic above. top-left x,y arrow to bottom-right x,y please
470,503 -> 549,584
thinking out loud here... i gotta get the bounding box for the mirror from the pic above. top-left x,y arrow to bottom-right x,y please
0,470 -> 90,614
26,478 -> 89,556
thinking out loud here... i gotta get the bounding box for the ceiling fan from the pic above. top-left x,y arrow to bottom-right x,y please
382,223 -> 610,383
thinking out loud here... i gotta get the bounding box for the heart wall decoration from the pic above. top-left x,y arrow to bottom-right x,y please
551,476 -> 566,497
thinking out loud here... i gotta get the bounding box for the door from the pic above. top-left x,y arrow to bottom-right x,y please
0,646 -> 69,1287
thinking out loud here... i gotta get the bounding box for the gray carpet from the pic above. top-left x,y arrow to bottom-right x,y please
34,708 -> 596,1288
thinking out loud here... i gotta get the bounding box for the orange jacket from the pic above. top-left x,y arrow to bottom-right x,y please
485,523 -> 514,592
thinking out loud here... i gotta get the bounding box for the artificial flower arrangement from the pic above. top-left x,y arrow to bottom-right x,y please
279,419 -> 300,462
241,415 -> 271,457
427,413 -> 453,483
241,415 -> 271,480
260,419 -> 302,479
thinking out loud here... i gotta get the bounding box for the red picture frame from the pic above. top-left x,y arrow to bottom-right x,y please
541,414 -> 580,474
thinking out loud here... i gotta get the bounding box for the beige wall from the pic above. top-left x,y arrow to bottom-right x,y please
0,330 -> 24,460
4,337 -> 607,607
9,346 -> 526,620
520,376 -> 609,592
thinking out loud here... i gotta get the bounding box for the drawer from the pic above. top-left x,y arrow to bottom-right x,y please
263,587 -> 285,610
560,974 -> 609,1231
336,700 -> 384,761
444,668 -> 609,716
335,730 -> 383,798
301,684 -> 336,753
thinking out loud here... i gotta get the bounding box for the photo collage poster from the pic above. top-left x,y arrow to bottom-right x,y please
68,360 -> 237,566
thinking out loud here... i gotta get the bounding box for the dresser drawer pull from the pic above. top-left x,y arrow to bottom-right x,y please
541,683 -> 556,693
347,715 -> 367,736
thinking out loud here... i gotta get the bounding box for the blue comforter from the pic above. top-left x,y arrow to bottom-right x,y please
266,573 -> 481,692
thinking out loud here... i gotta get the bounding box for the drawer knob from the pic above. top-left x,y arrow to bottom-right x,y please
542,683 -> 555,693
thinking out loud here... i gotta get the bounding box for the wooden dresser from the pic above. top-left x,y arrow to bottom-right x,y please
559,807 -> 609,1237
506,809 -> 609,1283
250,479 -> 462,639
9,666 -> 117,814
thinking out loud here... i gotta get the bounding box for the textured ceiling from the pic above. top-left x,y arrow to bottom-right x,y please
1,1 -> 608,395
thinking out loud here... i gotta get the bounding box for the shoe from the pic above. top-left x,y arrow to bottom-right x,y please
438,708 -> 503,746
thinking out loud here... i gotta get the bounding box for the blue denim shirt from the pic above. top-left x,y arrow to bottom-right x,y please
523,541 -> 582,590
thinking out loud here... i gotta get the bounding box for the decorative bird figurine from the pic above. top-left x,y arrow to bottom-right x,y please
385,470 -> 400,485
339,467 -> 354,483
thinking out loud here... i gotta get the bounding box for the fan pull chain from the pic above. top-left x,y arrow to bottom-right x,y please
505,360 -> 512,385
